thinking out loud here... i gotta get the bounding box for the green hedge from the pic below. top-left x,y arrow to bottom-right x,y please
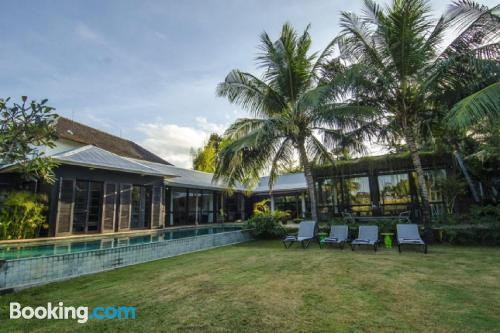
433,225 -> 500,246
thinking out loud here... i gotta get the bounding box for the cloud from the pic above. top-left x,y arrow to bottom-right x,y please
137,117 -> 226,168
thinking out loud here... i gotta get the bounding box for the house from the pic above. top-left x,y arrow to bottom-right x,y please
0,117 -> 251,236
0,117 -> 459,237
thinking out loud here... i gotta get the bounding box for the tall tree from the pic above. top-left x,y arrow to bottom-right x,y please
337,0 -> 499,238
191,133 -> 222,173
215,23 -> 378,221
0,97 -> 58,183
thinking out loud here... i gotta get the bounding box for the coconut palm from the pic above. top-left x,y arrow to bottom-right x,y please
336,0 -> 499,236
214,23 -> 379,222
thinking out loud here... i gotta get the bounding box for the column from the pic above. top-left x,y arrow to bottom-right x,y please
301,193 -> 306,218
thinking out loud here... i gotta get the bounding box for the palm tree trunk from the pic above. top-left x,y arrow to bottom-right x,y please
405,130 -> 433,242
453,150 -> 480,203
298,141 -> 318,222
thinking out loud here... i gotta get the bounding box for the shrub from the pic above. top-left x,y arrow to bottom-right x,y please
468,204 -> 500,224
252,198 -> 292,224
434,225 -> 500,246
243,215 -> 286,239
432,204 -> 500,225
0,191 -> 48,240
272,210 -> 292,224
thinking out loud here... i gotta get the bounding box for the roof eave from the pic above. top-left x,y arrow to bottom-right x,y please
54,159 -> 173,178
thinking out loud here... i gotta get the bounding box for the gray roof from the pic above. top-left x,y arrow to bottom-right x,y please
253,173 -> 307,194
128,159 -> 232,190
52,145 -> 174,177
1,144 -> 307,193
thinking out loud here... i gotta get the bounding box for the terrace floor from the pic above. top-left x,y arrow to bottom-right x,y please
1,241 -> 500,333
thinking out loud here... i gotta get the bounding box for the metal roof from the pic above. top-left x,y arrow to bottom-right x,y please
128,159 -> 233,190
52,145 -> 175,177
253,173 -> 307,194
1,144 -> 307,193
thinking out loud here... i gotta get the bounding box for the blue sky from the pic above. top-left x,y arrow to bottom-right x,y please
1,0 -> 496,167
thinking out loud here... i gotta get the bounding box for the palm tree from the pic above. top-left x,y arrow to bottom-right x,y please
214,24 -> 378,222
336,0 -> 499,237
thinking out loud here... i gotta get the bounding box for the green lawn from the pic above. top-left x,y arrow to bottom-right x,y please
1,241 -> 500,333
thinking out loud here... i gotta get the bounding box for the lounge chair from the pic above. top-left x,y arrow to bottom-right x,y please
321,225 -> 348,249
396,224 -> 427,253
351,225 -> 379,251
283,221 -> 317,249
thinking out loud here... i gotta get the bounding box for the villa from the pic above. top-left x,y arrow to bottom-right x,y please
0,117 -> 463,238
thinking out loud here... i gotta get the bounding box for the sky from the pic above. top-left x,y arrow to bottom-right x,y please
1,0 -> 497,168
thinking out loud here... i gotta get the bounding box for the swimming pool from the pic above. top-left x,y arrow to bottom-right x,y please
0,226 -> 251,291
0,226 -> 241,260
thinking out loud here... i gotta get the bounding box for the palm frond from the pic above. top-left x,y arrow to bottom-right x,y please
447,81 -> 500,128
310,37 -> 339,81
338,12 -> 385,69
437,0 -> 500,60
268,138 -> 295,189
306,134 -> 335,165
216,70 -> 286,117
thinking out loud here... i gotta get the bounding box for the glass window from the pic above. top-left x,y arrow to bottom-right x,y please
378,174 -> 411,205
274,195 -> 300,218
200,191 -> 214,224
343,176 -> 372,216
315,178 -> 342,216
345,177 -> 371,206
225,193 -> 245,222
187,190 -> 201,224
130,185 -> 152,229
413,169 -> 447,217
377,173 -> 411,215
172,188 -> 188,225
424,170 -> 446,202
316,179 -> 334,206
72,180 -> 103,233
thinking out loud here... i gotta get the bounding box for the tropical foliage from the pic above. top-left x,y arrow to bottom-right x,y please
191,133 -> 222,172
435,176 -> 467,215
335,0 -> 499,235
252,198 -> 292,223
0,191 -> 48,240
215,23 -> 379,221
0,97 -> 58,183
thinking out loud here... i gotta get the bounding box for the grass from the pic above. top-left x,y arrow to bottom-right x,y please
1,241 -> 500,333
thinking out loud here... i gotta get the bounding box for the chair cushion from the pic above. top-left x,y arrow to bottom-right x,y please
352,239 -> 375,245
399,238 -> 424,244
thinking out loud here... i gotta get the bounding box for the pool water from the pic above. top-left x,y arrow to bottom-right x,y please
0,226 -> 241,260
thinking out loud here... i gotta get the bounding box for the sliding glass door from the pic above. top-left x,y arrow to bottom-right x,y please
130,185 -> 152,229
167,187 -> 216,225
72,180 -> 103,233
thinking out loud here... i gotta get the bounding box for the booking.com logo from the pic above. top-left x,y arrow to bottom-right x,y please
9,302 -> 136,324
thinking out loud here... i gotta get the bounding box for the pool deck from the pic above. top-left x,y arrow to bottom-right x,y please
0,222 -> 244,246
